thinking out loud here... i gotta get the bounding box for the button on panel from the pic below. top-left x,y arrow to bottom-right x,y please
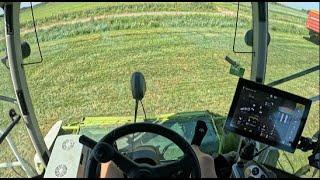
252,167 -> 259,175
244,167 -> 251,177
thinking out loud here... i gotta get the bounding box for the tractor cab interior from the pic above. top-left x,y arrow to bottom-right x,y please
0,2 -> 319,178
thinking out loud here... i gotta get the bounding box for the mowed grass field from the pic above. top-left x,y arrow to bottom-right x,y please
0,2 -> 319,177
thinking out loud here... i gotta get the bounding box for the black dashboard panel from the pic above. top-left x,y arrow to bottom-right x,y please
224,78 -> 311,153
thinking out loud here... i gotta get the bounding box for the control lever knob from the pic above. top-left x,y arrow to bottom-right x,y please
240,142 -> 256,161
191,120 -> 208,146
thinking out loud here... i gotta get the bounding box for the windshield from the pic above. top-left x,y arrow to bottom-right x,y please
0,2 -> 319,178
267,2 -> 319,177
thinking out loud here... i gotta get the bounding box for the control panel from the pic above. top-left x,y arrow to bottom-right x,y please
231,160 -> 276,178
44,135 -> 90,178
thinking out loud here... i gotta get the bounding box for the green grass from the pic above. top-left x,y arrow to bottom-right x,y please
3,2 -> 239,30
0,2 -> 308,50
0,2 -> 319,178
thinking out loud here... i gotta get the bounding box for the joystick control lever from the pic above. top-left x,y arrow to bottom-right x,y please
191,120 -> 208,146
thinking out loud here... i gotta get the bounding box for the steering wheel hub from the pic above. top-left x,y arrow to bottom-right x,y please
128,167 -> 153,178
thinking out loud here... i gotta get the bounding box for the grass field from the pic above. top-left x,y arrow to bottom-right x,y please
0,2 -> 319,178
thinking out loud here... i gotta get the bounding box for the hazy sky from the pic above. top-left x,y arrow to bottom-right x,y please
21,2 -> 42,8
279,2 -> 319,10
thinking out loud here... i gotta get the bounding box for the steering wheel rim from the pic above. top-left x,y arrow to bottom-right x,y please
83,122 -> 201,178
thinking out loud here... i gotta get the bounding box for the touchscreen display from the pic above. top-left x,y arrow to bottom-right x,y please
224,78 -> 311,153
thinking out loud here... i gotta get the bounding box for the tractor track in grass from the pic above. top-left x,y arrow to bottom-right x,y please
0,10 -> 303,42
18,8 -> 304,36
20,10 -> 239,35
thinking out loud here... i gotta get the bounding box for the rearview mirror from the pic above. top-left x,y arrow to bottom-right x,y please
130,72 -> 146,101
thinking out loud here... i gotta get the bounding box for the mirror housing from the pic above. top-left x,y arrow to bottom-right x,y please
130,72 -> 146,101
245,29 -> 271,46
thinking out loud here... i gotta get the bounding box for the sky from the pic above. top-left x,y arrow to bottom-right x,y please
21,2 -> 43,8
0,2 -> 42,15
278,2 -> 319,10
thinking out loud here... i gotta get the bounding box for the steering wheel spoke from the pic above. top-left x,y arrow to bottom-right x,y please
112,150 -> 140,174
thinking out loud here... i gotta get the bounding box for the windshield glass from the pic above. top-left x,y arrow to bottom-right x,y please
0,2 -> 319,178
267,2 -> 319,177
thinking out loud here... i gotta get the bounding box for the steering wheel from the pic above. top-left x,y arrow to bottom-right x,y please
79,122 -> 201,178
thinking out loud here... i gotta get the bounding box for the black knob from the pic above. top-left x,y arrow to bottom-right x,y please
240,142 -> 256,161
252,167 -> 259,176
9,109 -> 17,118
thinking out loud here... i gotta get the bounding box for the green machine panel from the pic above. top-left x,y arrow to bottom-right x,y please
63,111 -> 222,160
